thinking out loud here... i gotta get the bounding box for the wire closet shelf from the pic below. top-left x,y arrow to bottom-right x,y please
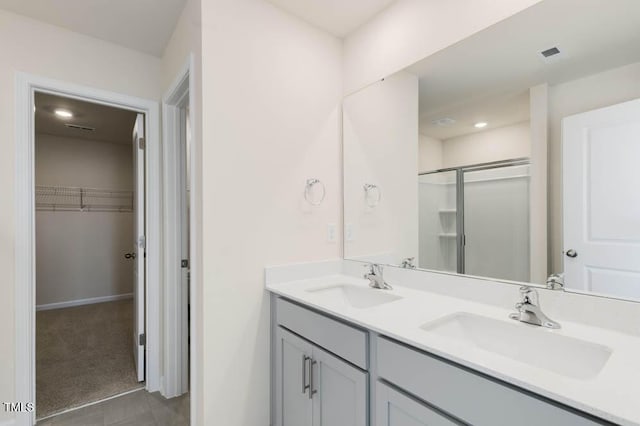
35,185 -> 133,212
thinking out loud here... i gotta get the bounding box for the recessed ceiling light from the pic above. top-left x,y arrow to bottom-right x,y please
474,122 -> 488,128
54,109 -> 73,119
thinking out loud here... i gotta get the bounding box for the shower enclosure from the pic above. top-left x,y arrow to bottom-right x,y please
418,158 -> 531,282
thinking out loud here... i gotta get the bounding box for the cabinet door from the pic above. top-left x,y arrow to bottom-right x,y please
376,382 -> 461,426
276,327 -> 314,426
311,345 -> 368,426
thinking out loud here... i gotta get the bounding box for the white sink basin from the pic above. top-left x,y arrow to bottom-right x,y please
421,312 -> 612,380
306,284 -> 402,309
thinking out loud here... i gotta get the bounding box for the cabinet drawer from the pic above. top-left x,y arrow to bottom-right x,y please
377,336 -> 610,426
376,381 -> 461,426
276,297 -> 368,369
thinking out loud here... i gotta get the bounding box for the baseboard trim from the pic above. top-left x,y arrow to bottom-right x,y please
36,293 -> 133,311
35,386 -> 145,422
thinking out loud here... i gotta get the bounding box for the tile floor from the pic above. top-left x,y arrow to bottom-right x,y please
37,390 -> 189,426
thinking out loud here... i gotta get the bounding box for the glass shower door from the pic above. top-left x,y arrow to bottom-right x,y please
463,164 -> 531,282
418,171 -> 458,272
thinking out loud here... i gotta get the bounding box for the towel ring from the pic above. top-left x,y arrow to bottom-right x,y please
363,183 -> 381,207
305,178 -> 325,206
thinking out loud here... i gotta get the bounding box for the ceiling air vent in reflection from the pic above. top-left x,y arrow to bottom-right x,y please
541,46 -> 561,58
64,123 -> 96,132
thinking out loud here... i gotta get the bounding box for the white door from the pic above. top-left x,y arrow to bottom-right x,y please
563,98 -> 640,300
179,108 -> 190,392
132,113 -> 146,382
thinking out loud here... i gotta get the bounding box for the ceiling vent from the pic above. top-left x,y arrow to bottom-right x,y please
540,46 -> 564,63
432,117 -> 456,127
64,123 -> 95,132
541,47 -> 561,58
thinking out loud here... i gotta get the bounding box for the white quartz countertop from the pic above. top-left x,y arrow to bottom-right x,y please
267,274 -> 640,426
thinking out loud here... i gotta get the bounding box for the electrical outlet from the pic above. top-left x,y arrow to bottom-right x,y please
327,223 -> 337,242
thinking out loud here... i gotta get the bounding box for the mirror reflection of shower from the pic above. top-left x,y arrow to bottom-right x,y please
419,159 -> 531,283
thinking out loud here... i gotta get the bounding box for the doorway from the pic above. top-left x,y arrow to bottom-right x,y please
33,93 -> 145,419
14,73 -> 165,426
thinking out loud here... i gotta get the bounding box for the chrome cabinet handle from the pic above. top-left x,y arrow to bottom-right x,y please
565,249 -> 578,258
308,360 -> 317,399
302,355 -> 310,394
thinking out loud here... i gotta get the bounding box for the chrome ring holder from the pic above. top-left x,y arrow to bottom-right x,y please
305,178 -> 326,206
363,183 -> 381,207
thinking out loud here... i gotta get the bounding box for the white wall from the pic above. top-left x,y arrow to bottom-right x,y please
0,9 -> 161,422
35,134 -> 133,307
418,172 -> 457,272
418,134 -> 442,173
344,71 -> 419,265
343,0 -> 543,93
440,121 -> 531,169
199,0 -> 342,424
548,61 -> 640,274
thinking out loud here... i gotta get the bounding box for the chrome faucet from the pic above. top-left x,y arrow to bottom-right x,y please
364,263 -> 392,290
546,273 -> 564,290
509,286 -> 561,329
400,257 -> 416,269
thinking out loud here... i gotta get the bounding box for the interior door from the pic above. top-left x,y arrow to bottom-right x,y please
179,107 -> 190,392
563,98 -> 640,300
132,113 -> 146,382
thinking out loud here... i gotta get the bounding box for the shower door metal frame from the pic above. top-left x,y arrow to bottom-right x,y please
420,157 -> 531,275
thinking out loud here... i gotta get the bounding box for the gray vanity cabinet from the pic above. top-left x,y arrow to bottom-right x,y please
312,344 -> 368,426
276,327 -> 367,426
271,296 -> 614,426
276,327 -> 314,426
376,382 -> 461,426
274,300 -> 368,426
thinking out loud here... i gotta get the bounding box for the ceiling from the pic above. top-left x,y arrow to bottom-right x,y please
421,91 -> 530,140
408,0 -> 640,121
0,0 -> 186,56
266,0 -> 396,37
35,92 -> 138,145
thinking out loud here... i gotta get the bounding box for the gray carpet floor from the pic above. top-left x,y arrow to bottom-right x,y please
36,299 -> 142,419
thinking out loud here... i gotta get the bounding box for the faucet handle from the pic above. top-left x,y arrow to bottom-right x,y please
519,285 -> 532,295
373,263 -> 383,275
518,286 -> 539,305
363,263 -> 375,276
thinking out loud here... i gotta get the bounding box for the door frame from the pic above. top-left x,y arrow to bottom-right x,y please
161,56 -> 195,399
14,72 -> 162,426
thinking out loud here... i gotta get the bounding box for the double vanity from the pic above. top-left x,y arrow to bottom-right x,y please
267,261 -> 640,426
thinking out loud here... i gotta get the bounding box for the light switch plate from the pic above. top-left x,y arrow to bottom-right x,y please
327,223 -> 337,242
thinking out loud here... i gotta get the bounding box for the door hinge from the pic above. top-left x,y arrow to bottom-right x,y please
139,333 -> 146,346
181,259 -> 189,268
138,137 -> 145,150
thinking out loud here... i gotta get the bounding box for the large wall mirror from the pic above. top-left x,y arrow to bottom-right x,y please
343,0 -> 640,302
